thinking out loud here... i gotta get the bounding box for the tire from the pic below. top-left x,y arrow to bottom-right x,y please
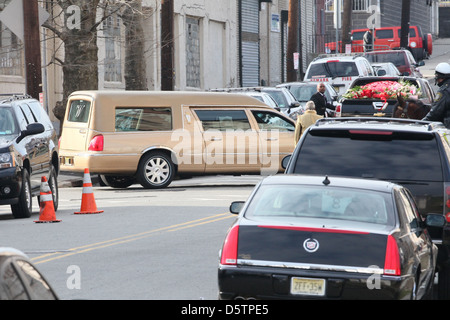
137,152 -> 175,189
48,165 -> 59,211
100,175 -> 135,188
11,169 -> 32,219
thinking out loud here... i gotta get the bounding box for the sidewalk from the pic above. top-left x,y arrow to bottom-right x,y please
420,37 -> 450,80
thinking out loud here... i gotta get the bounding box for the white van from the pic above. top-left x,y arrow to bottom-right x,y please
304,55 -> 375,95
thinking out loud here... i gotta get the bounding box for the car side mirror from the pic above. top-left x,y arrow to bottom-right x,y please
425,214 -> 446,228
417,61 -> 425,67
281,155 -> 291,170
377,69 -> 387,76
229,201 -> 245,214
16,123 -> 45,143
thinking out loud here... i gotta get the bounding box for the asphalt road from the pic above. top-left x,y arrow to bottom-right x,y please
0,182 -> 256,300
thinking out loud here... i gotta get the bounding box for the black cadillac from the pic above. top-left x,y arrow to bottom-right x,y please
218,175 -> 444,300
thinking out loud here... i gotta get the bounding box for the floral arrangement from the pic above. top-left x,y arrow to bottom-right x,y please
343,80 -> 421,103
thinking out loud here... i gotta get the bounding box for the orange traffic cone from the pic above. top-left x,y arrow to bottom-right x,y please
34,176 -> 61,223
74,168 -> 103,214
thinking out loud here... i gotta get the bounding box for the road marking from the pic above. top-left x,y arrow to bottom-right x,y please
30,212 -> 235,265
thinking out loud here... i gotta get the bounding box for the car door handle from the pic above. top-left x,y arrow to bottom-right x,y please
209,137 -> 222,141
79,129 -> 87,134
265,138 -> 278,141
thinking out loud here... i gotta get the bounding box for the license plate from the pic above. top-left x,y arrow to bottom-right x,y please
290,277 -> 325,296
61,156 -> 74,166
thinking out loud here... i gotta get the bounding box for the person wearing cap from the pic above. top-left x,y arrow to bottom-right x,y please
294,100 -> 323,145
422,62 -> 450,128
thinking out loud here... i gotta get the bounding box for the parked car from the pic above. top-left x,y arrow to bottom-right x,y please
371,62 -> 401,76
365,50 -> 424,78
0,247 -> 58,300
211,87 -> 300,117
335,76 -> 435,117
59,91 -> 295,189
0,94 -> 59,218
304,55 -> 375,95
219,174 -> 441,300
240,91 -> 280,111
283,117 -> 450,299
276,82 -> 338,119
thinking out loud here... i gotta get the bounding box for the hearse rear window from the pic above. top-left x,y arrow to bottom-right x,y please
68,100 -> 91,123
115,107 -> 172,132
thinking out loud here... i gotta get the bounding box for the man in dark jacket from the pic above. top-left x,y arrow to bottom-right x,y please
363,29 -> 373,52
423,63 -> 450,128
310,83 -> 334,116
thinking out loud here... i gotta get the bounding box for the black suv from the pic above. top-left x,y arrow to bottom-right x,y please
0,94 -> 59,218
283,117 -> 450,299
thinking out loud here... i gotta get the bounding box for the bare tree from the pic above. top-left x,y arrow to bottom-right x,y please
341,0 -> 352,52
122,0 -> 147,90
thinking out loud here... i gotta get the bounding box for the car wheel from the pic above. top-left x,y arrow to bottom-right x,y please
137,152 -> 175,189
11,169 -> 32,219
48,165 -> 59,211
100,175 -> 135,188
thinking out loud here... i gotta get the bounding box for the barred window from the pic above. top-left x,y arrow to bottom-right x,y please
325,0 -> 369,12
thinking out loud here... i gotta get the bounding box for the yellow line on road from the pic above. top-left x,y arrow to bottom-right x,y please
31,212 -> 235,265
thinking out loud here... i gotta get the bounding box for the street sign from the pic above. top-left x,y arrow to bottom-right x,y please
0,0 -> 49,41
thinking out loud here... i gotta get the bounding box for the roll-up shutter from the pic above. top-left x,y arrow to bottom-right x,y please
240,0 -> 260,87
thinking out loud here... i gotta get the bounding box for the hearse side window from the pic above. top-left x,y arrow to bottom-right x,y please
115,107 -> 172,132
194,109 -> 251,131
251,111 -> 294,132
68,100 -> 91,123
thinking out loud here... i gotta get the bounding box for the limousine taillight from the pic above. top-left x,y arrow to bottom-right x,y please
88,135 -> 104,151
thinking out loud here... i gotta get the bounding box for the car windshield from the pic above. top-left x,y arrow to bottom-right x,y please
366,53 -> 406,68
244,184 -> 394,226
0,107 -> 18,136
289,85 -> 332,102
263,90 -> 289,109
307,62 -> 359,79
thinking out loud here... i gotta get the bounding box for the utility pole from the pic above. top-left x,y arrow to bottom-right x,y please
400,0 -> 411,49
23,0 -> 42,100
287,0 -> 298,82
341,0 -> 352,52
161,0 -> 174,90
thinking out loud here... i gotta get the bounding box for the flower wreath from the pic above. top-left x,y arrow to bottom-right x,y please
343,80 -> 421,103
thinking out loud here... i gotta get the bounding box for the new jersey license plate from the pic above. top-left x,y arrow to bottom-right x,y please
290,277 -> 326,296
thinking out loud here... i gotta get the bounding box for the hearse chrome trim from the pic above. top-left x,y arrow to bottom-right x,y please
237,259 -> 384,274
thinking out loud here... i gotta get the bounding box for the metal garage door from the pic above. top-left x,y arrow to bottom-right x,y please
240,0 -> 260,87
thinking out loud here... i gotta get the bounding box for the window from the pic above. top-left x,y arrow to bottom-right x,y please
375,29 -> 394,39
115,107 -> 172,132
186,17 -> 201,88
68,100 -> 91,123
16,260 -> 57,300
103,9 -> 122,82
251,111 -> 294,132
244,184 -> 392,225
292,130 -> 442,182
307,62 -> 359,78
0,107 -> 17,135
0,260 -> 28,300
325,0 -> 369,12
194,110 -> 251,131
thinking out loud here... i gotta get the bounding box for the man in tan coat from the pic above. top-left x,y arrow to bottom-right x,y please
294,101 -> 323,144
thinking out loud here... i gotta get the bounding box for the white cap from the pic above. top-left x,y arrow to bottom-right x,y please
435,62 -> 450,76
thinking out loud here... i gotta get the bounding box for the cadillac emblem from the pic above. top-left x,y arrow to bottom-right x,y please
303,238 -> 319,253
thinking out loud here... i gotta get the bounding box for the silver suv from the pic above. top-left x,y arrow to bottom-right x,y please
0,94 -> 59,218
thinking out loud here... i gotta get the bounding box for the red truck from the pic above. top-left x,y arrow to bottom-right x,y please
325,25 -> 432,61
